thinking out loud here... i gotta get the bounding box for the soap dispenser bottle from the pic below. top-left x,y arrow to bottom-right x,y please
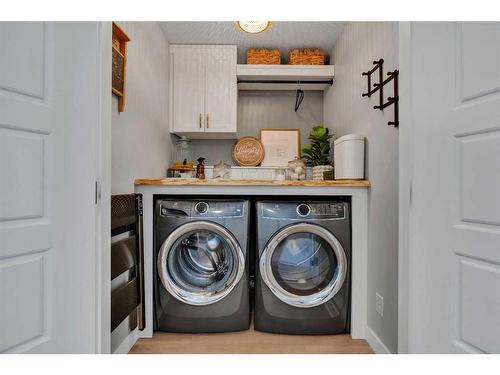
196,157 -> 206,179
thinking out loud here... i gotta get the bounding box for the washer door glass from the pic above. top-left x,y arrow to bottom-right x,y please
260,223 -> 347,308
158,221 -> 244,305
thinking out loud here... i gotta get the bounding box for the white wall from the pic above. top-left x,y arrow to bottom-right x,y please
324,22 -> 399,352
112,22 -> 173,194
110,21 -> 173,352
190,90 -> 324,165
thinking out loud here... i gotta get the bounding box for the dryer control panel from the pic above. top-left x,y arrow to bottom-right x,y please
261,201 -> 346,220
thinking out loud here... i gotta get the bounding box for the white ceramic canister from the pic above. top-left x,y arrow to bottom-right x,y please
333,134 -> 365,179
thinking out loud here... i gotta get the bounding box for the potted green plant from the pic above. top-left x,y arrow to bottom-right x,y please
301,125 -> 334,180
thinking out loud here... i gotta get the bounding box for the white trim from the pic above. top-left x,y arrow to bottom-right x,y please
96,21 -> 112,354
397,21 -> 412,354
237,64 -> 335,91
236,64 -> 335,79
112,329 -> 139,354
366,326 -> 392,354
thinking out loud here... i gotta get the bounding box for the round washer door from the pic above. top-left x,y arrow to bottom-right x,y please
260,222 -> 347,308
157,221 -> 245,306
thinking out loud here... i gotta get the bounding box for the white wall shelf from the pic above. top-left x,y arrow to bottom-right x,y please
236,64 -> 335,91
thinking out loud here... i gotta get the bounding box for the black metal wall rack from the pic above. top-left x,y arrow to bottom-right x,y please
362,59 -> 399,127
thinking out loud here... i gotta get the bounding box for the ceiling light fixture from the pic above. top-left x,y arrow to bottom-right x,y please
236,21 -> 271,34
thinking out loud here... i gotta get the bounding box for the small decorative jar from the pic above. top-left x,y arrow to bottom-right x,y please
213,160 -> 231,179
287,157 -> 306,180
172,136 -> 192,166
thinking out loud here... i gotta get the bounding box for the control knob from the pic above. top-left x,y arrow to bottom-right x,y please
296,203 -> 311,217
195,201 -> 209,214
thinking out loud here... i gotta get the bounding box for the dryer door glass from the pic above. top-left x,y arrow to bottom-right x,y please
271,232 -> 336,296
158,221 -> 245,305
260,223 -> 347,308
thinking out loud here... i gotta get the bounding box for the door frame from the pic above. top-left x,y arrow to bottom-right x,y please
96,21 -> 112,353
397,21 -> 412,354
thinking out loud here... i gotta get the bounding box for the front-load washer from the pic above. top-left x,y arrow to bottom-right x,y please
255,199 -> 351,334
154,198 -> 250,333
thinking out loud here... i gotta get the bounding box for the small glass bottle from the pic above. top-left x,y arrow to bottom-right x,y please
196,157 -> 205,179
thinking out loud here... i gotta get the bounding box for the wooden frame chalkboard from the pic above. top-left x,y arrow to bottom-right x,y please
112,22 -> 130,113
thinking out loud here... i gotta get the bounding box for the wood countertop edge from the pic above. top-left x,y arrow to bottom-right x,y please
134,178 -> 370,187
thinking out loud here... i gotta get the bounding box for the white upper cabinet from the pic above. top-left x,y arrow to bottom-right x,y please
205,46 -> 237,133
169,45 -> 237,139
170,46 -> 205,134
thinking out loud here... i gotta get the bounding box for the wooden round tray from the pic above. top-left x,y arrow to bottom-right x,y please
232,136 -> 265,166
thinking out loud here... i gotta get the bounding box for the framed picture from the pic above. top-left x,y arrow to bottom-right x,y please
260,128 -> 301,167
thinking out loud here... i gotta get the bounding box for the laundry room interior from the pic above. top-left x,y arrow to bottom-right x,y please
3,1 -> 500,361
108,21 -> 398,355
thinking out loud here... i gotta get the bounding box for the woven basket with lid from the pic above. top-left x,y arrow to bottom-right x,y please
247,48 -> 281,64
288,48 -> 325,65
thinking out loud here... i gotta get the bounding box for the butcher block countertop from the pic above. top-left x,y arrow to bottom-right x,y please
134,178 -> 370,187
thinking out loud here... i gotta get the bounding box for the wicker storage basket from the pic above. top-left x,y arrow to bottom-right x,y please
288,48 -> 325,65
247,48 -> 281,64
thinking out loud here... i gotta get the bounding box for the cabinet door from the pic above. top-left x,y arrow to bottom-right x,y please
170,46 -> 205,133
204,46 -> 237,133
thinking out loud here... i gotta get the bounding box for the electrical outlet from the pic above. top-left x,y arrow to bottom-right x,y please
375,293 -> 384,317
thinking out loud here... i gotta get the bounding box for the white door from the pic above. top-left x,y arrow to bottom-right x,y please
0,22 -> 105,353
204,46 -> 237,133
405,22 -> 500,353
170,46 -> 205,133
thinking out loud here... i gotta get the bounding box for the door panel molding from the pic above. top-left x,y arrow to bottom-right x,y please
0,249 -> 50,353
0,128 -> 46,222
455,129 -> 500,227
457,22 -> 500,103
0,22 -> 46,100
455,255 -> 500,353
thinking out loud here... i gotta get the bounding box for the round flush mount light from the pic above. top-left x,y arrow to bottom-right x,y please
236,21 -> 272,34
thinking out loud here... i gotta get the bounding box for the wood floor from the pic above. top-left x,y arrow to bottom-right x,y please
129,323 -> 374,354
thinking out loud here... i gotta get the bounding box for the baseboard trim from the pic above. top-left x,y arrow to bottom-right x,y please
113,328 -> 138,354
365,326 -> 392,354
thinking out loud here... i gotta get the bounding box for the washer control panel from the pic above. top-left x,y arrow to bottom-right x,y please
261,201 -> 346,220
159,200 -> 245,218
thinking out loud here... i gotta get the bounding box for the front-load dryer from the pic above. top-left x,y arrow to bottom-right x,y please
154,198 -> 250,333
255,200 -> 351,334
